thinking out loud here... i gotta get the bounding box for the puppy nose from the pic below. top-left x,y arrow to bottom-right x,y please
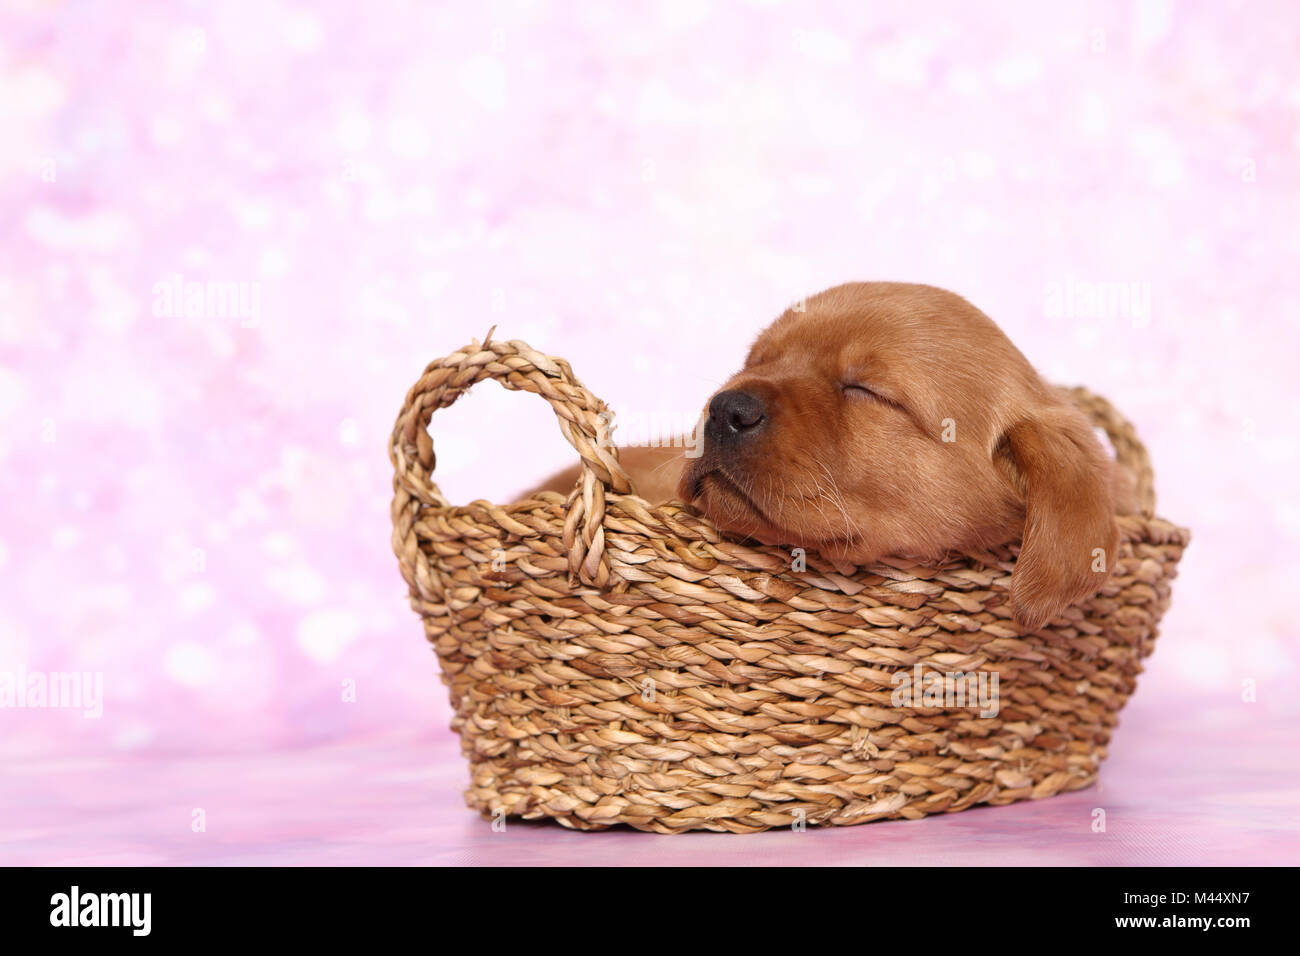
708,389 -> 766,441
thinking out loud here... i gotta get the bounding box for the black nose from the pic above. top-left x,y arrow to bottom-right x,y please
707,389 -> 766,443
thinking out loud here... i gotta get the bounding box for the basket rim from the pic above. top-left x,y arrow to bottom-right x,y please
408,490 -> 1191,577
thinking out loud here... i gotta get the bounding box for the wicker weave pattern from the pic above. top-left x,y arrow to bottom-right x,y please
390,337 -> 1189,834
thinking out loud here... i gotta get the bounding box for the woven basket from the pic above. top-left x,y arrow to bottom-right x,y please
390,335 -> 1189,834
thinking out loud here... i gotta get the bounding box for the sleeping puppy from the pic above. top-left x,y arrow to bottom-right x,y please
530,282 -> 1136,630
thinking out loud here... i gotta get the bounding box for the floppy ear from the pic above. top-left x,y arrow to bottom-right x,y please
1002,405 -> 1120,631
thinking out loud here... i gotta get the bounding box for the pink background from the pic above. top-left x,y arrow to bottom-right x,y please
2,0 -> 1297,864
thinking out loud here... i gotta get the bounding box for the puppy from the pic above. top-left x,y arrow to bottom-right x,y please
528,282 -> 1135,630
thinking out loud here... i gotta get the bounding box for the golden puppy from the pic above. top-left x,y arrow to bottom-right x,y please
530,282 -> 1135,630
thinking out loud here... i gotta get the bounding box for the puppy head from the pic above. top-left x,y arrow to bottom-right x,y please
678,282 -> 1121,630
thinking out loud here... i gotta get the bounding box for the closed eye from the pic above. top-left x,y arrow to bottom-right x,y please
840,382 -> 905,411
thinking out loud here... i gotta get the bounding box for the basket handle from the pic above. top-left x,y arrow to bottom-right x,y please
1062,385 -> 1156,517
389,332 -> 631,589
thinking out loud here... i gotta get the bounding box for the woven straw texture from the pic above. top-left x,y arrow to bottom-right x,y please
390,336 -> 1190,834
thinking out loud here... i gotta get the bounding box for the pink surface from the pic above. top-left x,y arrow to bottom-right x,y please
7,698 -> 1297,866
2,1 -> 1298,865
